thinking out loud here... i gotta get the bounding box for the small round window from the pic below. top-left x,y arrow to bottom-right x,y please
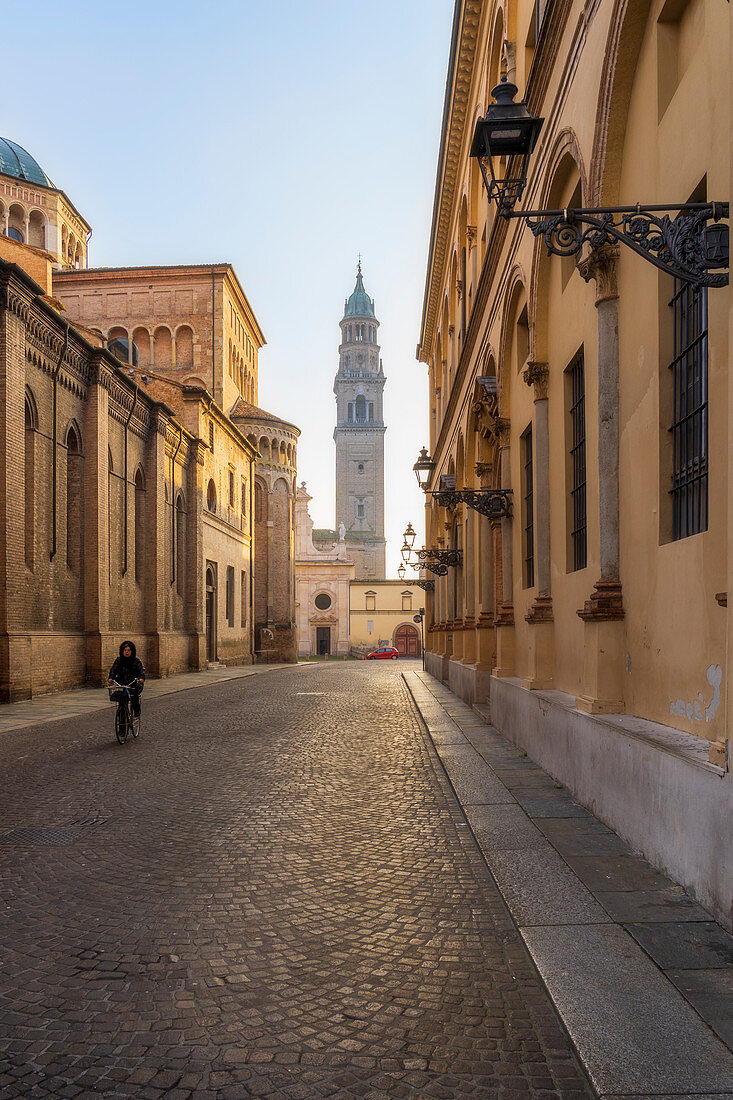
314,593 -> 332,610
358,463 -> 364,472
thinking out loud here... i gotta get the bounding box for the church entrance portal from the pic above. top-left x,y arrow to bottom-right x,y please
394,623 -> 420,657
316,627 -> 331,656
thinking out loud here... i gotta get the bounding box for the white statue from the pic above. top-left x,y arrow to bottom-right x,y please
338,522 -> 346,541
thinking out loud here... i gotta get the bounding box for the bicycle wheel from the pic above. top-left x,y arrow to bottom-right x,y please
130,712 -> 140,739
115,705 -> 128,744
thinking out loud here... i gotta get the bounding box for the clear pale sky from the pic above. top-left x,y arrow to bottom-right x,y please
2,0 -> 454,577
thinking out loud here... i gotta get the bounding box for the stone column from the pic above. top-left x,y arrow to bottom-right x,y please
577,244 -> 625,714
467,226 -> 477,304
451,515 -> 465,662
493,421 -> 515,675
462,508 -> 476,665
522,362 -> 554,689
473,463 -> 496,689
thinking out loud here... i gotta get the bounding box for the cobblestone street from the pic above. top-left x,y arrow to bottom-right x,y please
0,663 -> 592,1099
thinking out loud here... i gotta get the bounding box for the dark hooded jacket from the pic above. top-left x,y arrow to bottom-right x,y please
109,641 -> 146,687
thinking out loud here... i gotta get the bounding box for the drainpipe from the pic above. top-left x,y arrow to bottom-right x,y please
121,387 -> 138,575
50,321 -> 69,560
170,425 -> 183,585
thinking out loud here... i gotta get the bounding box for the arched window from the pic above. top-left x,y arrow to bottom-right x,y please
355,395 -> 366,423
24,389 -> 37,570
134,468 -> 146,585
6,226 -> 23,242
207,479 -> 217,513
66,426 -> 83,572
175,493 -> 186,596
348,402 -> 354,422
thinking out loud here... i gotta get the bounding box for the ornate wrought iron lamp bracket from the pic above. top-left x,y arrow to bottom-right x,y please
409,547 -> 463,576
412,578 -> 435,592
428,488 -> 513,519
509,202 -> 728,288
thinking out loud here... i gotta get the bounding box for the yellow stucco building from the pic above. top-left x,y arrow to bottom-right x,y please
416,0 -> 732,925
350,581 -> 423,656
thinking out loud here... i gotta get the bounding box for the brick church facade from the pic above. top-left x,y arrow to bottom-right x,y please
0,138 -> 298,699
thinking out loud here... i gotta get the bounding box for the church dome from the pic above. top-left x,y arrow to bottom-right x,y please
343,264 -> 375,319
0,138 -> 53,188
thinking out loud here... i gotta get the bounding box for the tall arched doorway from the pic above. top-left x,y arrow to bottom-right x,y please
394,623 -> 420,657
205,564 -> 217,662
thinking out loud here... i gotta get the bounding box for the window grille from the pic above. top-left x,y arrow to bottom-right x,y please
568,351 -> 587,570
669,280 -> 708,539
522,428 -> 534,588
228,469 -> 235,507
240,570 -> 247,628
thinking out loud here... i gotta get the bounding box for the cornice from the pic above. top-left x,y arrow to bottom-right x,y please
426,0 -> 577,474
417,0 -> 482,363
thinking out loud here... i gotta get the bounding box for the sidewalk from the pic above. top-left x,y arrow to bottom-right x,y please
404,668 -> 733,1100
0,662 -> 298,736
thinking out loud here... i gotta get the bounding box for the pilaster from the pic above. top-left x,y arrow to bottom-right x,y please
577,244 -> 625,713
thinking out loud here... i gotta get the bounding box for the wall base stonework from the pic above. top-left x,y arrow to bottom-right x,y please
425,649 -> 447,682
447,657 -> 491,705
490,674 -> 733,931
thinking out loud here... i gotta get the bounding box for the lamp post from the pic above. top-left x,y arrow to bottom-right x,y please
413,447 -> 435,489
470,77 -> 728,288
397,563 -> 406,582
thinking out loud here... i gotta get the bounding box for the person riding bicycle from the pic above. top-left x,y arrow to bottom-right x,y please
108,641 -> 145,717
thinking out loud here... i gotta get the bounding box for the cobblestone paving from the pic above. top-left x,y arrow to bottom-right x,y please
0,663 -> 593,1098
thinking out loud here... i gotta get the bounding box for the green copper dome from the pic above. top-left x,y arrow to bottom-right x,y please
343,264 -> 375,319
0,138 -> 53,188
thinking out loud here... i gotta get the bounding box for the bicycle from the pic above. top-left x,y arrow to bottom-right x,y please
108,680 -> 141,744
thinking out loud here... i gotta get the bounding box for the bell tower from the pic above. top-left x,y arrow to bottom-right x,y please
333,264 -> 386,580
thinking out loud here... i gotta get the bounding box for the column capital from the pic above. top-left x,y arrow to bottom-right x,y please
579,243 -> 620,304
523,361 -> 549,400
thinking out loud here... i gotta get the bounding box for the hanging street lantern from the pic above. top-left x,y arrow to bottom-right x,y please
470,76 -> 544,215
413,447 -> 436,490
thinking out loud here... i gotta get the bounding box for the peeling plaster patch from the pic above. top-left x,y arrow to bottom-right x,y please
670,664 -> 722,724
626,652 -> 631,674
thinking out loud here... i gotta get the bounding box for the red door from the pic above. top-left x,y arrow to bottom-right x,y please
394,624 -> 420,657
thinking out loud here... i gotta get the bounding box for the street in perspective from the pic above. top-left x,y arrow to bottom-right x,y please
2,662 -> 733,1098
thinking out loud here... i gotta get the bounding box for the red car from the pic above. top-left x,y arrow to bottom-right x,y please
367,647 -> 399,660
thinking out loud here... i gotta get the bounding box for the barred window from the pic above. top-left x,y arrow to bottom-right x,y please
669,281 -> 708,539
567,351 -> 587,570
522,427 -> 534,588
